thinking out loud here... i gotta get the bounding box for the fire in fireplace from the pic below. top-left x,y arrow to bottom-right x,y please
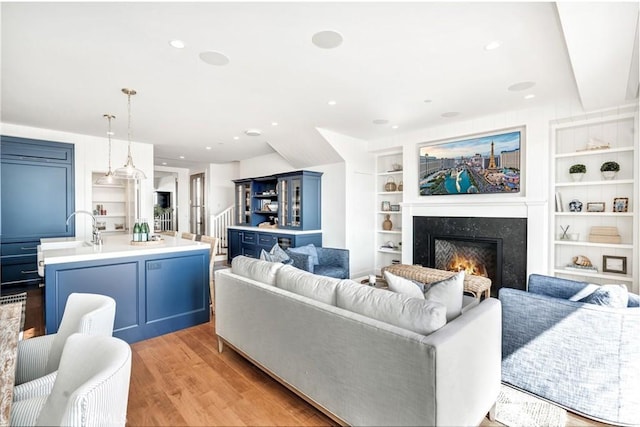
447,253 -> 489,278
433,236 -> 502,287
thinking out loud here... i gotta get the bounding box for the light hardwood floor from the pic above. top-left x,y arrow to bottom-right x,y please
20,288 -> 608,426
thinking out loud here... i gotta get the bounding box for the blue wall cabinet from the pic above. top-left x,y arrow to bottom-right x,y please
277,171 -> 322,230
232,170 -> 322,230
1,136 -> 74,287
45,249 -> 210,344
234,179 -> 252,226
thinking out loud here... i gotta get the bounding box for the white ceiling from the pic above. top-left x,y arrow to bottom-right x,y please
2,2 -> 638,169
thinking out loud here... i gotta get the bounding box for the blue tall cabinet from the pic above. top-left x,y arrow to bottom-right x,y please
1,136 -> 75,289
229,170 -> 322,262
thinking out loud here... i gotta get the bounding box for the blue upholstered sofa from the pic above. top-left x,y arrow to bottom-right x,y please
286,246 -> 349,279
499,274 -> 640,426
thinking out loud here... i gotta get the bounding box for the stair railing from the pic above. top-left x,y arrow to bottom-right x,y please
210,205 -> 234,255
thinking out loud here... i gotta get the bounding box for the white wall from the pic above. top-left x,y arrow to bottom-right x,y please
2,123 -> 155,241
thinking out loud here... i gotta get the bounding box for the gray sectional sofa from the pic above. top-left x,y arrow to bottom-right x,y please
215,256 -> 502,426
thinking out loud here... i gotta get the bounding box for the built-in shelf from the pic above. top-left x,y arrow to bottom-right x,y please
375,150 -> 404,273
550,107 -> 637,290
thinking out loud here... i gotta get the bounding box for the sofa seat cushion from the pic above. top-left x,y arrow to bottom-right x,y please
335,281 -> 446,335
275,265 -> 340,305
231,256 -> 284,285
313,265 -> 348,279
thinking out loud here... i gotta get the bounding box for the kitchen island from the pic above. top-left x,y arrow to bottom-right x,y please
40,234 -> 210,344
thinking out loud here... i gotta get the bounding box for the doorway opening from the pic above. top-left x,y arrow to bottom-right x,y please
190,172 -> 205,235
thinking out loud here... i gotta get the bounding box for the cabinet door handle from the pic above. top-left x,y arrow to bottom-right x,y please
21,246 -> 37,250
21,269 -> 39,274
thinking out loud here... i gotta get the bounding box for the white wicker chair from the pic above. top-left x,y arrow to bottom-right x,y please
12,293 -> 116,401
10,333 -> 132,427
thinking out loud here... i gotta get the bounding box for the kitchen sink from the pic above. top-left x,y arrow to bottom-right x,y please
39,240 -> 94,250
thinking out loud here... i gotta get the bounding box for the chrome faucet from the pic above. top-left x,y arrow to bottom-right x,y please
66,210 -> 102,245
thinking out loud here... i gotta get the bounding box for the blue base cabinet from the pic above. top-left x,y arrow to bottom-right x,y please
45,248 -> 210,344
227,228 -> 322,263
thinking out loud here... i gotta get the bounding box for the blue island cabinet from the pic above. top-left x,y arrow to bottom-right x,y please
44,248 -> 210,344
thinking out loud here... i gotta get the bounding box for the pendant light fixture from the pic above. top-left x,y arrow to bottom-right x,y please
95,114 -> 119,185
114,88 -> 146,180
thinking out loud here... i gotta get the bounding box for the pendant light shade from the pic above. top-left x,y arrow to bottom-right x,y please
95,114 -> 120,185
114,88 -> 146,180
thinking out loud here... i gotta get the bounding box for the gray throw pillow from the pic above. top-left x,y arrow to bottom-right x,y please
423,271 -> 465,322
260,244 -> 293,264
287,244 -> 319,265
578,284 -> 629,308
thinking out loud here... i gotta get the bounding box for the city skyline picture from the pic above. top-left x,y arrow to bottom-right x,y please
419,129 -> 521,196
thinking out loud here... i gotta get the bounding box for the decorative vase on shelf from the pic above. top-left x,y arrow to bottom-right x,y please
570,173 -> 585,182
600,161 -> 619,180
382,214 -> 393,230
569,164 -> 586,181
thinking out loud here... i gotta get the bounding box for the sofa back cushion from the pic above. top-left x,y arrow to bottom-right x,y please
231,256 -> 283,285
275,265 -> 340,305
335,281 -> 446,335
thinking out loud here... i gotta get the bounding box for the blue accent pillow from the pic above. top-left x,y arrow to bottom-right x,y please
578,284 -> 629,308
287,244 -> 319,265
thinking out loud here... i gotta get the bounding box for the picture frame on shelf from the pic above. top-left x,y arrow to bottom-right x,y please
390,204 -> 400,211
586,202 -> 605,212
602,255 -> 627,274
381,201 -> 391,211
613,197 -> 629,213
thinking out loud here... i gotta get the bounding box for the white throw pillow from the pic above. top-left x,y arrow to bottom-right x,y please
335,281 -> 446,335
424,271 -> 465,321
384,271 -> 425,299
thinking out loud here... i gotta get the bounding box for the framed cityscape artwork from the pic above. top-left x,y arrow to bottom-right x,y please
418,128 -> 523,196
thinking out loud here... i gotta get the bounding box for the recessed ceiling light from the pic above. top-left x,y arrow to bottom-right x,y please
312,30 -> 343,49
179,155 -> 185,159
441,112 -> 460,118
373,119 -> 389,125
524,94 -> 536,100
169,39 -> 185,49
484,40 -> 502,51
328,100 -> 337,106
391,125 -> 399,129
205,146 -> 212,150
508,81 -> 536,91
271,122 -> 278,126
233,136 -> 239,140
106,131 -> 115,136
162,162 -> 167,166
199,51 -> 230,66
245,129 -> 261,137
423,99 -> 433,104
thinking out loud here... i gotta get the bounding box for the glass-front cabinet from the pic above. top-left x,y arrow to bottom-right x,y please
277,171 -> 321,230
235,180 -> 252,225
232,170 -> 322,230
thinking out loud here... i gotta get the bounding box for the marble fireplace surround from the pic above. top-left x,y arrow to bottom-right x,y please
401,199 -> 546,294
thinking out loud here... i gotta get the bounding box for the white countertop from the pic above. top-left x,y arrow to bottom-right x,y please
40,234 -> 210,265
228,225 -> 322,235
